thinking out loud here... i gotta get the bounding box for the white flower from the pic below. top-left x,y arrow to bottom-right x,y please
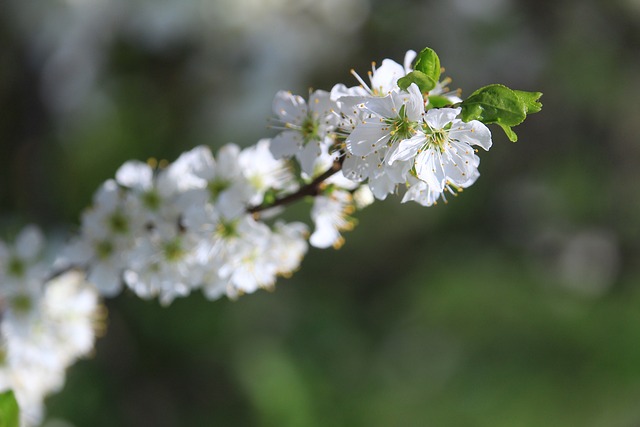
123,222 -> 201,306
206,215 -> 278,298
345,83 -> 425,158
269,221 -> 308,277
344,50 -> 416,98
239,139 -> 296,206
70,180 -> 138,296
0,226 -> 47,309
115,160 -> 182,224
1,270 -> 100,427
353,185 -> 375,209
270,90 -> 338,176
340,84 -> 422,199
388,107 -> 491,192
167,144 -> 252,219
41,271 -> 101,365
309,189 -> 355,249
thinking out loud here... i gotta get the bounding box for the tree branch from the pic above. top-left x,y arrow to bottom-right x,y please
248,157 -> 344,215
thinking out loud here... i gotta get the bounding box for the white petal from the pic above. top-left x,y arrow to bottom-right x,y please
364,94 -> 397,118
403,50 -> 417,73
217,144 -> 241,179
367,174 -> 396,200
273,91 -> 307,122
15,225 -> 44,260
442,150 -> 470,185
385,159 -> 412,184
449,120 -> 492,151
64,239 -> 93,264
88,263 -> 122,297
387,132 -> 424,164
115,161 -> 153,191
309,219 -> 339,249
94,180 -> 120,210
296,141 -> 322,176
309,90 -> 335,117
163,145 -> 214,190
425,107 -> 460,129
346,121 -> 389,156
270,131 -> 303,158
342,153 -> 370,182
370,58 -> 405,94
400,84 -> 426,121
415,148 -> 445,191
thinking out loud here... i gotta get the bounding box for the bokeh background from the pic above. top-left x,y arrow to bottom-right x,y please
2,0 -> 640,425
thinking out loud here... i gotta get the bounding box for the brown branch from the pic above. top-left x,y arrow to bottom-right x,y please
248,157 -> 344,214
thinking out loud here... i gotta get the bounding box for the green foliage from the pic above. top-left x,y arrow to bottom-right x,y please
398,47 -> 441,93
427,94 -> 454,108
0,391 -> 19,427
459,84 -> 543,142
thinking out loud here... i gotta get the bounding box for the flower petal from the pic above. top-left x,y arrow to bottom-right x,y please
270,131 -> 303,158
346,121 -> 389,156
387,132 -> 424,164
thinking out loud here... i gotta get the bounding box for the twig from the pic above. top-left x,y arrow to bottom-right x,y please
248,157 -> 344,214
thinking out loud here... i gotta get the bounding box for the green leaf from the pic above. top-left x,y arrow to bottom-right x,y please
0,391 -> 19,427
513,90 -> 543,114
413,47 -> 441,86
397,47 -> 441,93
397,71 -> 435,93
498,124 -> 519,142
459,84 -> 542,142
460,84 -> 526,125
427,95 -> 455,108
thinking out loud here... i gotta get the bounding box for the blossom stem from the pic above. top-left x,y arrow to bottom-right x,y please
248,157 -> 344,214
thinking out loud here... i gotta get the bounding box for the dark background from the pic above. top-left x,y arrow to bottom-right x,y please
2,0 -> 640,425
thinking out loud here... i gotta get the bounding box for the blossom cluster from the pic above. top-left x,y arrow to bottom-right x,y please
0,227 -> 100,426
0,47 -> 540,426
271,49 -> 491,207
66,140 -> 312,305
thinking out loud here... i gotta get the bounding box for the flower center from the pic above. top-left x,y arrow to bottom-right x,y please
430,129 -> 449,146
108,211 -> 129,234
163,238 -> 184,262
11,293 -> 33,314
301,115 -> 320,144
96,240 -> 114,260
142,190 -> 162,211
208,179 -> 230,200
423,122 -> 452,152
8,257 -> 25,278
386,105 -> 417,145
216,219 -> 239,239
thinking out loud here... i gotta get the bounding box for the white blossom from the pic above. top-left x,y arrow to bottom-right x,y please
388,107 -> 491,192
239,138 -> 297,205
270,90 -> 338,176
309,189 -> 356,249
1,225 -> 100,427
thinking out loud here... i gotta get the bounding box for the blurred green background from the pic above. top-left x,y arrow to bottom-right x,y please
2,0 -> 640,425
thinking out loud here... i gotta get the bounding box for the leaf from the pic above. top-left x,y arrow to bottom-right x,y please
513,90 -> 543,114
0,391 -> 19,427
460,84 -> 527,126
397,47 -> 441,93
397,71 -> 435,93
413,47 -> 441,87
460,84 -> 542,142
498,123 -> 519,142
427,95 -> 455,108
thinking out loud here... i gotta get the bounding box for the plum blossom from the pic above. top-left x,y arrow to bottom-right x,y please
269,90 -> 339,176
388,107 -> 491,192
